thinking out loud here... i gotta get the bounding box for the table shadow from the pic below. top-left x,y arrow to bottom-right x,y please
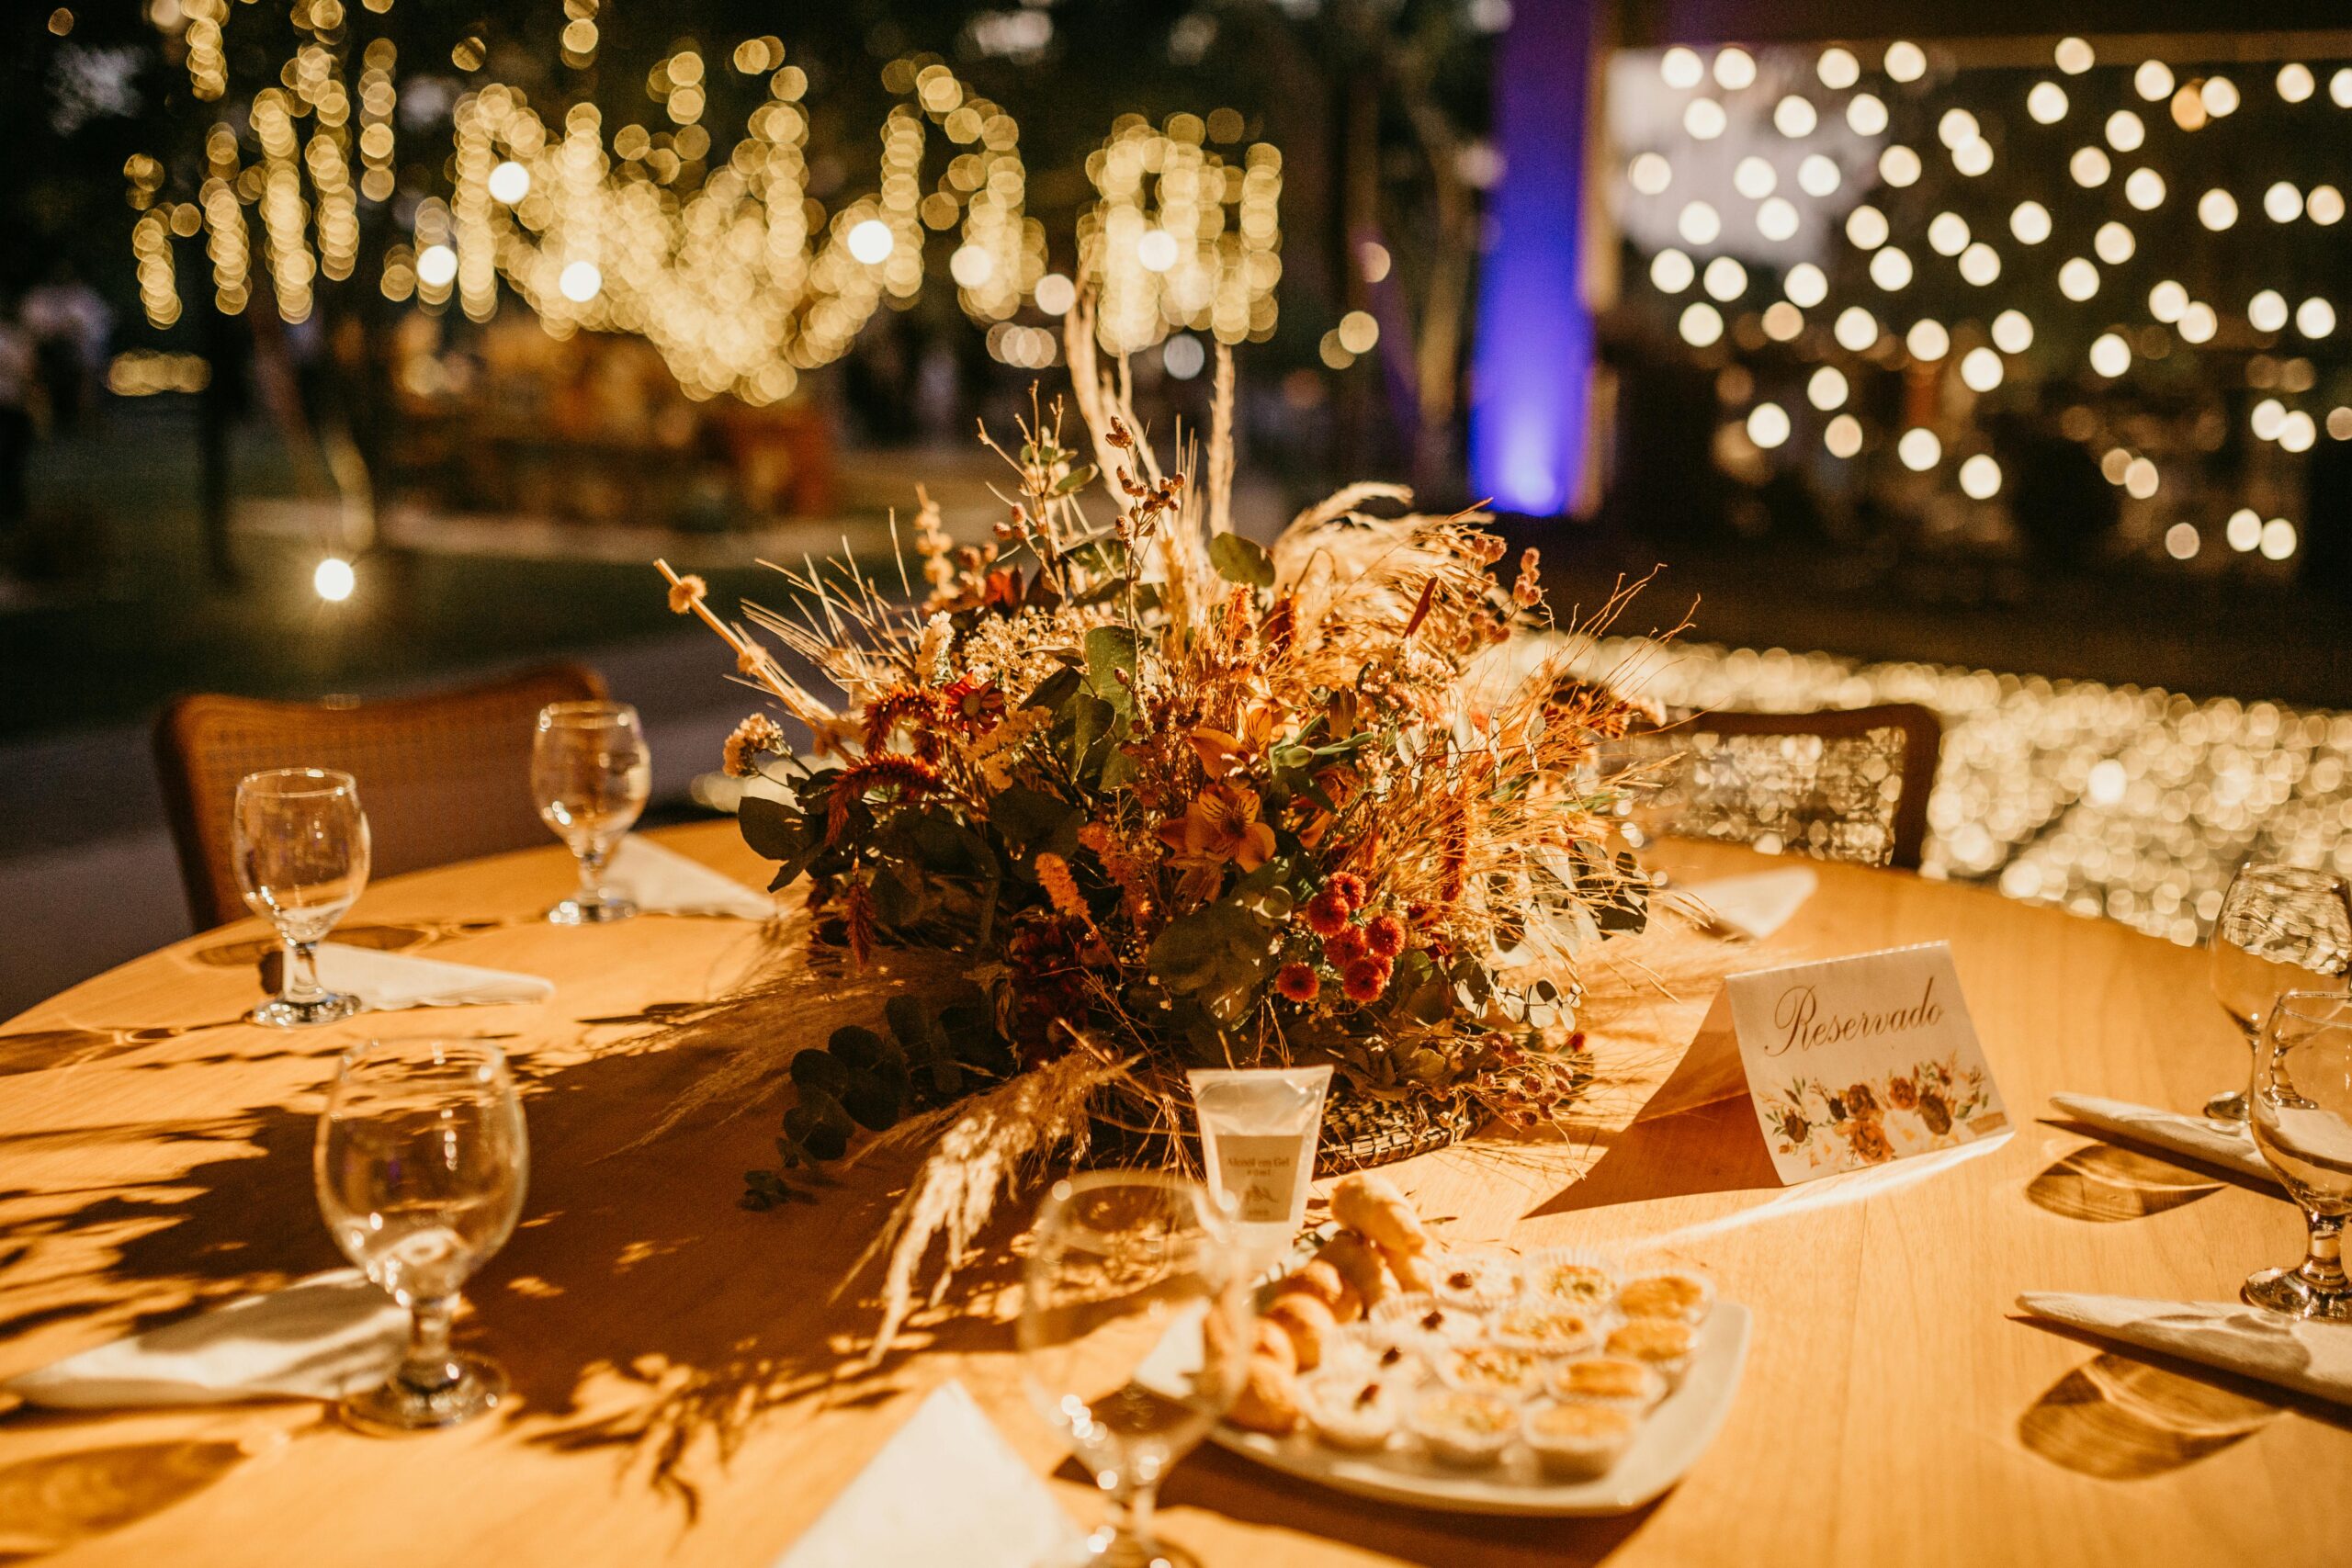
2024,1143 -> 2222,1224
1527,1096 -> 1781,1219
2016,1349 -> 2281,1480
0,1438 -> 249,1557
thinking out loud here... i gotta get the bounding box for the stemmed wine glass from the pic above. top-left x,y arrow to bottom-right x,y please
1019,1172 -> 1253,1568
234,768 -> 371,1027
532,701 -> 651,924
2205,863 -> 2352,1121
2245,991 -> 2352,1320
315,1036 -> 529,1432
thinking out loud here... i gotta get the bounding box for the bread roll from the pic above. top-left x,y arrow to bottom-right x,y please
1264,1291 -> 1338,1371
1315,1231 -> 1393,1309
1281,1258 -> 1363,1325
1252,1317 -> 1298,1376
1375,1237 -> 1435,1293
1331,1172 -> 1430,1255
1227,1353 -> 1302,1434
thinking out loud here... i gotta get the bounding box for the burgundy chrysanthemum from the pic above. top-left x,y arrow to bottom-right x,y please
1363,912 -> 1406,959
1302,889 -> 1352,937
1274,963 -> 1321,1003
1326,873 -> 1368,910
1323,925 -> 1370,968
1340,957 -> 1392,1003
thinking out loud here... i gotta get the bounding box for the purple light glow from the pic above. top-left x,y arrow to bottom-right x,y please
1468,0 -> 1598,517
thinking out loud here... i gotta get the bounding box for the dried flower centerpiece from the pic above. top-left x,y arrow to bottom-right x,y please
658,303 -> 1664,1345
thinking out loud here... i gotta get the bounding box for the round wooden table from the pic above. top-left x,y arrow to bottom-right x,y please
0,824 -> 2343,1566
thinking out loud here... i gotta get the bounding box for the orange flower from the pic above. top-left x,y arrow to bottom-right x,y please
1156,780 -> 1276,870
1187,705 -> 1279,780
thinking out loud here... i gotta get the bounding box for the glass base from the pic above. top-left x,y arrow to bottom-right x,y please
250,990 -> 362,1028
1049,1529 -> 1202,1568
2243,1267 -> 2352,1321
546,896 -> 637,925
339,1352 -> 508,1434
2203,1089 -> 2249,1122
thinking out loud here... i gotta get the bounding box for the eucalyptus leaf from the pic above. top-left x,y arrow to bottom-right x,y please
1208,531 -> 1275,588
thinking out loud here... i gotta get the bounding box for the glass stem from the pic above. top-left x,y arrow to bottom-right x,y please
399,1293 -> 462,1395
1106,1475 -> 1157,1552
282,937 -> 324,1005
2297,1212 -> 2348,1294
576,843 -> 609,908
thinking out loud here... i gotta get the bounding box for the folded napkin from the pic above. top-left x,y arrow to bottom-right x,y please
6,1270 -> 405,1408
774,1381 -> 1077,1568
303,943 -> 556,1010
1671,866 -> 1818,941
2048,1093 -> 2277,1187
607,836 -> 774,920
2019,1293 -> 2352,1408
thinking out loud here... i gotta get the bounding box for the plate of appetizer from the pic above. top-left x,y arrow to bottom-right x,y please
1176,1174 -> 1752,1517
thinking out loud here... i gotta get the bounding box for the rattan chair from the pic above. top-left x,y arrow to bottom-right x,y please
154,662 -> 607,929
1610,702 -> 1943,870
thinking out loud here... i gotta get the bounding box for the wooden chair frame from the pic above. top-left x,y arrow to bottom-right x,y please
1643,702 -> 1944,870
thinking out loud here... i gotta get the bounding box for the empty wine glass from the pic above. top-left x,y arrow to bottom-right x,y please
1019,1171 -> 1252,1568
532,700 -> 650,924
234,767 -> 371,1027
2245,991 -> 2352,1320
2205,864 -> 2352,1121
316,1037 -> 529,1432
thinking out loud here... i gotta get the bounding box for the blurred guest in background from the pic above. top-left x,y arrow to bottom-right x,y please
0,307 -> 31,565
19,265 -> 109,437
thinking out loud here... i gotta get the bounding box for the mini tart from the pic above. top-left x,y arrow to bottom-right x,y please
1487,1304 -> 1602,1357
1366,1292 -> 1487,1351
1521,1254 -> 1619,1312
1406,1388 -> 1519,1468
1616,1269 -> 1714,1325
1433,1343 -> 1549,1402
1299,1369 -> 1407,1452
1605,1316 -> 1699,1388
1431,1252 -> 1521,1309
1546,1355 -> 1666,1413
1348,1332 -> 1428,1385
1522,1401 -> 1639,1480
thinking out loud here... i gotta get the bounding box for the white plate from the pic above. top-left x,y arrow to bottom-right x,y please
1204,1303 -> 1751,1517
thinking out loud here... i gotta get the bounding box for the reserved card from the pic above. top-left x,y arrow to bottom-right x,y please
1642,942 -> 2008,1185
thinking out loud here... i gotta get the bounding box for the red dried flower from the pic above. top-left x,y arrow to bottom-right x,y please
1363,912 -> 1406,959
1340,957 -> 1392,1004
1326,873 -> 1368,910
1274,963 -> 1320,1004
827,753 -> 941,841
1303,888 -> 1351,937
1324,925 -> 1370,968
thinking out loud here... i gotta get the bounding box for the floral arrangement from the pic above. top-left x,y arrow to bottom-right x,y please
657,302 -> 1666,1345
1762,1054 -> 1996,1170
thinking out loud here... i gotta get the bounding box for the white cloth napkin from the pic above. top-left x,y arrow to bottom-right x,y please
2048,1093 -> 2278,1186
2018,1293 -> 2352,1407
607,836 -> 774,920
314,943 -> 555,1010
6,1270 -> 405,1408
1672,866 -> 1817,940
773,1381 -> 1077,1568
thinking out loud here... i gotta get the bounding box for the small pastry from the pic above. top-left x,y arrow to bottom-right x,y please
1367,1292 -> 1485,1351
1605,1317 -> 1698,1389
1546,1356 -> 1666,1414
1376,1239 -> 1436,1293
1522,1402 -> 1639,1480
1433,1343 -> 1548,1402
1299,1370 -> 1406,1452
1487,1305 -> 1601,1357
1265,1292 -> 1339,1371
1252,1317 -> 1298,1377
1314,1232 -> 1394,1311
1521,1254 -> 1618,1311
1331,1172 -> 1430,1255
1406,1388 -> 1518,1468
1362,1336 -> 1427,1384
1617,1270 -> 1714,1325
1283,1258 -> 1363,1325
1432,1252 -> 1521,1309
1227,1353 -> 1303,1434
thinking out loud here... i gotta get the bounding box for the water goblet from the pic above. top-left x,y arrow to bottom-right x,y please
1019,1171 -> 1253,1568
2204,863 -> 2352,1120
315,1036 -> 529,1432
234,767 -> 371,1027
2245,991 -> 2352,1320
532,700 -> 650,924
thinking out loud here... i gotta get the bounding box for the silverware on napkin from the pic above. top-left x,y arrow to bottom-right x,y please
2047,1093 -> 2278,1187
2018,1292 -> 2352,1407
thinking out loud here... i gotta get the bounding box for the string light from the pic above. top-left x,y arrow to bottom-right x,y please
1958,453 -> 2001,499
2058,257 -> 2099,301
1650,248 -> 1694,292
1825,413 -> 1863,457
1847,94 -> 1888,136
1685,99 -> 1728,140
2252,398 -> 2287,439
2134,62 -> 2176,102
1761,301 -> 1804,341
1952,139 -> 1993,177
1817,48 -> 1860,91
2069,147 -> 2111,187
1834,306 -> 1879,351
1927,211 -> 1969,255
1958,243 -> 2001,286
1884,41 -> 1926,85
2054,38 -> 2095,75
1960,346 -> 2003,390
1703,254 -> 1750,302
2088,332 -> 2131,377
313,557 -> 356,602
1757,197 -> 1800,241
1784,263 -> 1827,308
2258,518 -> 2296,559
1905,318 -> 1950,360
1660,48 -> 1704,90
1679,301 -> 1724,346
1807,366 -> 1849,410
2093,221 -> 2135,265
2028,83 -> 2068,124
2177,301 -> 2218,343
1870,246 -> 1914,289
1990,310 -> 2034,353
2226,509 -> 2262,550
1733,156 -> 1776,199
2249,290 -> 2290,333
1847,205 -> 1889,249
1773,96 -> 1817,138
2197,189 -> 2238,230
1880,146 -> 1922,186
2123,457 -> 2159,498
2149,280 -> 2188,321
2164,522 -> 2200,559
2297,298 -> 2337,337
1679,200 -> 1721,244
1713,48 -> 1758,90
1797,154 -> 1841,197
1898,428 -> 1941,470
1746,401 -> 1790,447
2278,411 -> 2316,452
2124,168 -> 2166,210
1628,152 -> 1673,195
2310,186 -> 2346,225
2201,76 -> 2240,118
2278,63 -> 2315,104
2105,110 -> 2145,152
2263,182 -> 2303,222
2010,201 -> 2052,244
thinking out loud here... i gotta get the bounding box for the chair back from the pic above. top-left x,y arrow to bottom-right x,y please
1611,702 -> 1943,870
154,662 -> 606,929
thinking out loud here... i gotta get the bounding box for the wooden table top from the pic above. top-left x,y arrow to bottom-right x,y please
0,822 -> 2342,1566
